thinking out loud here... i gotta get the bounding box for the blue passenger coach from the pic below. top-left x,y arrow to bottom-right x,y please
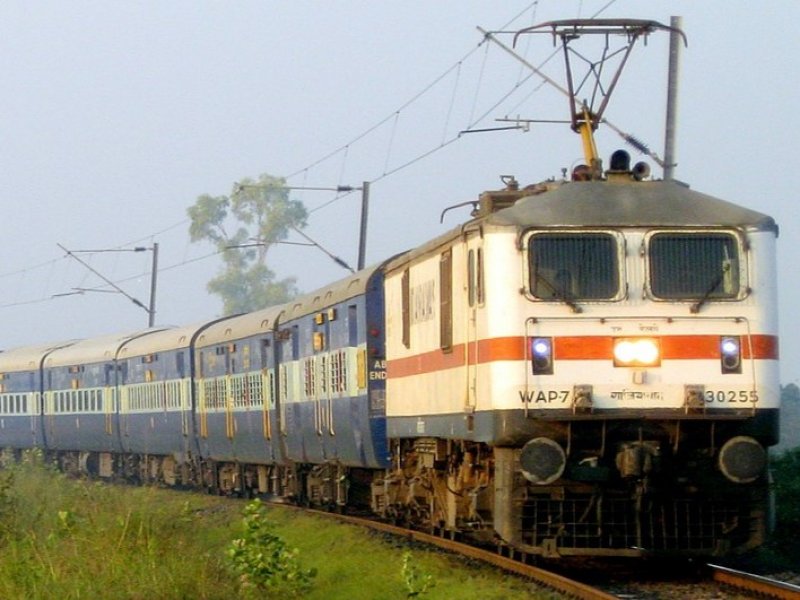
189,264 -> 391,499
194,306 -> 285,483
0,341 -> 74,453
41,331 -> 160,474
116,322 -> 227,485
277,264 -> 389,470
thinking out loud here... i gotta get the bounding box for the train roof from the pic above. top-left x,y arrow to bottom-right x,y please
0,340 -> 78,373
196,265 -> 383,349
197,265 -> 381,348
486,180 -> 777,231
195,306 -> 284,349
117,320 -> 233,359
43,329 -> 166,368
385,179 -> 777,273
280,264 -> 382,320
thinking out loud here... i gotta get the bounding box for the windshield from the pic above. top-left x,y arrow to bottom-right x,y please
528,233 -> 619,301
648,232 -> 740,300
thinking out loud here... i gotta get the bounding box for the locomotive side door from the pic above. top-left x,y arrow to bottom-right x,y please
465,238 -> 483,413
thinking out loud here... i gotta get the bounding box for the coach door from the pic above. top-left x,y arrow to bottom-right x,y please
272,314 -> 290,462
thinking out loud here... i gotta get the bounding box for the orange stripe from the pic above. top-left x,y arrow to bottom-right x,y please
554,337 -> 613,360
386,334 -> 778,378
477,336 -> 526,362
742,335 -> 779,360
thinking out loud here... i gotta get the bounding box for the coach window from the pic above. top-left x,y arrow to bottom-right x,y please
648,231 -> 741,300
174,352 -> 184,378
348,305 -> 358,347
291,326 -> 300,360
260,339 -> 271,369
242,344 -> 250,371
528,232 -> 620,300
107,364 -> 118,387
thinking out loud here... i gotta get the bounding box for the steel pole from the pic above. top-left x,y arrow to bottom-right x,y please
663,16 -> 683,180
148,242 -> 159,327
357,181 -> 370,271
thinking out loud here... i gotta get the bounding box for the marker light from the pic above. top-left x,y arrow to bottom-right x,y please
531,337 -> 553,375
613,338 -> 660,367
720,336 -> 742,374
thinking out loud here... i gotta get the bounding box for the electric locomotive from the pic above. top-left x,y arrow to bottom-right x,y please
368,19 -> 779,558
372,152 -> 779,557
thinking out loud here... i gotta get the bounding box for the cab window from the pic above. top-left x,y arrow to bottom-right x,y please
648,232 -> 740,300
529,233 -> 619,300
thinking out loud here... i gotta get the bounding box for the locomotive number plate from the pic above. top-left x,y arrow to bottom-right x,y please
518,390 -> 571,404
704,389 -> 759,404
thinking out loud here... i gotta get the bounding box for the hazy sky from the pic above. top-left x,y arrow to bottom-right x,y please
1,2 -> 798,383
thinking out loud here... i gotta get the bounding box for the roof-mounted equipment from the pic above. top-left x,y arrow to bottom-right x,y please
513,19 -> 686,180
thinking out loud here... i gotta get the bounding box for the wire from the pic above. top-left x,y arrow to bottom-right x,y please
5,1 -> 624,311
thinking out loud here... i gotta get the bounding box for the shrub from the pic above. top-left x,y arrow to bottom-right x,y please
0,469 -> 17,542
772,447 -> 800,529
401,550 -> 435,598
227,500 -> 316,599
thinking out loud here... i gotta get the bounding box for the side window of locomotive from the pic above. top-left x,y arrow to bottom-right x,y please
528,233 -> 619,300
401,269 -> 410,348
440,249 -> 453,350
648,232 -> 740,300
467,248 -> 485,307
476,248 -> 484,304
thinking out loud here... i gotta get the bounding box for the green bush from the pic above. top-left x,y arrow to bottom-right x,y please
772,447 -> 800,529
401,551 -> 435,598
0,469 -> 17,542
227,500 -> 316,599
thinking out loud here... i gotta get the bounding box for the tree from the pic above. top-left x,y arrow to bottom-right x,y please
188,174 -> 308,314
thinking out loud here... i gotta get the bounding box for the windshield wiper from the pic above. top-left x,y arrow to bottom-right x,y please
690,266 -> 728,314
535,272 -> 582,313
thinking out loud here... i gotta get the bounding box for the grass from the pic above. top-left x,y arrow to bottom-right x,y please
0,454 -> 557,599
4,449 -> 798,598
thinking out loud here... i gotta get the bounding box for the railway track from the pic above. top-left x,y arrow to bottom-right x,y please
709,564 -> 800,599
284,504 -> 615,599
276,503 -> 800,600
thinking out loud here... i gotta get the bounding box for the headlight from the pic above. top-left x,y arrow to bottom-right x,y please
530,337 -> 553,375
720,336 -> 742,374
613,338 -> 660,367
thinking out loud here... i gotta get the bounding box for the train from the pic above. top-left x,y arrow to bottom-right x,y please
0,19 -> 781,559
0,146 -> 779,559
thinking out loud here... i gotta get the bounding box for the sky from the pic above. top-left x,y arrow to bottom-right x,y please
1,1 -> 798,383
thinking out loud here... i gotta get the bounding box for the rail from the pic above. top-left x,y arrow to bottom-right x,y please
293,505 -> 617,600
709,564 -> 800,600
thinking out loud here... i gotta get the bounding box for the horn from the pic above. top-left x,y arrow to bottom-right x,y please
632,161 -> 651,181
609,149 -> 631,172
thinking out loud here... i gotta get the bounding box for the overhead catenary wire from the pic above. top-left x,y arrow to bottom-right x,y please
6,1 -> 645,314
1,1 -> 547,293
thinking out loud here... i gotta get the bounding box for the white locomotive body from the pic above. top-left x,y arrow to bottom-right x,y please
377,174 -> 779,557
